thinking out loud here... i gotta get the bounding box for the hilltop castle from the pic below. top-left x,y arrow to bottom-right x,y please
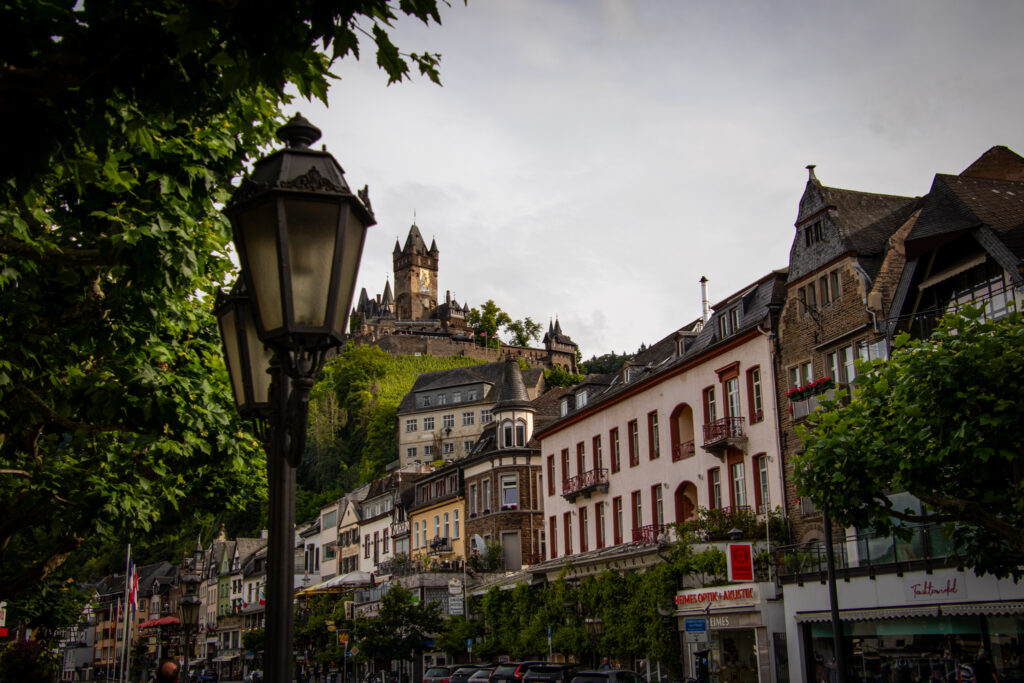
351,223 -> 579,372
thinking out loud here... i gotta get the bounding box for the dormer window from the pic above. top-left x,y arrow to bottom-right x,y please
501,419 -> 527,447
421,395 -> 431,408
577,391 -> 588,408
438,393 -> 447,405
718,306 -> 741,338
560,399 -> 569,417
804,220 -> 824,246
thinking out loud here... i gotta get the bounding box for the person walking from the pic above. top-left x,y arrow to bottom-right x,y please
599,658 -> 611,670
155,659 -> 179,683
974,648 -> 998,683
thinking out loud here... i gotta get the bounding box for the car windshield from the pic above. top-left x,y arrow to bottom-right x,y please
426,669 -> 452,677
468,670 -> 493,680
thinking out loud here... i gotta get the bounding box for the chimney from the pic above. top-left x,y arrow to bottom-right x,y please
700,276 -> 710,324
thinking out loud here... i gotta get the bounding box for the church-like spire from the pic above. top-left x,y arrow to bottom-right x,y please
428,238 -> 439,257
402,223 -> 429,255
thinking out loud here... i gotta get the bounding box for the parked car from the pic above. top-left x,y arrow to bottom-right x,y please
199,670 -> 219,683
522,664 -> 579,683
468,667 -> 495,683
423,665 -> 462,683
450,667 -> 489,683
570,671 -> 644,683
490,662 -> 546,683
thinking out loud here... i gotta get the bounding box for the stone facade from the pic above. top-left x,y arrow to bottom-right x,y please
774,167 -> 919,543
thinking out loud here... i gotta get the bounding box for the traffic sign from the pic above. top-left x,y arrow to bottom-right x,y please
684,618 -> 707,632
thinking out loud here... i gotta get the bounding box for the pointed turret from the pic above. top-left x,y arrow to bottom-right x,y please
381,280 -> 394,306
428,238 -> 439,257
393,240 -> 402,259
402,223 -> 429,255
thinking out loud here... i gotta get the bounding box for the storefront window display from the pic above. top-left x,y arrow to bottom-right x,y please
805,614 -> 1023,682
707,629 -> 759,683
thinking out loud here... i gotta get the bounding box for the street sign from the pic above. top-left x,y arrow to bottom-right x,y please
684,618 -> 707,632
340,634 -> 350,643
350,647 -> 358,656
448,578 -> 463,595
449,596 -> 464,616
683,617 -> 708,643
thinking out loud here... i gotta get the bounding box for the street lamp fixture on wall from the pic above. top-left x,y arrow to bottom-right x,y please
218,113 -> 374,683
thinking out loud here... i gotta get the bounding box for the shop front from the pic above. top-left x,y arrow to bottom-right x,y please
674,582 -> 787,683
783,567 -> 1024,683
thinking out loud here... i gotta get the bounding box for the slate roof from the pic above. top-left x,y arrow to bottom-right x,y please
235,537 -> 267,567
821,187 -> 919,256
396,361 -> 544,413
492,360 -> 533,411
535,269 -> 787,438
905,147 -> 1024,260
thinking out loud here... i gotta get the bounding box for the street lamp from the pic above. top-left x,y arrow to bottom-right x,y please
218,113 -> 374,683
180,538 -> 205,683
584,617 -> 604,668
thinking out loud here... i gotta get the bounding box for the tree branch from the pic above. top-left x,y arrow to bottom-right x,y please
0,537 -> 83,602
0,235 -> 122,267
917,492 -> 1024,554
18,385 -> 134,434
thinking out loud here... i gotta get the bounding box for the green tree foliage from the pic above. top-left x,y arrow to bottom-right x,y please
466,300 -> 544,349
795,309 -> 1024,578
353,584 -> 442,663
466,300 -> 511,349
304,346 -> 485,495
579,352 -> 633,375
543,366 -> 584,390
505,317 -> 543,347
435,615 -> 479,659
0,0 -> 452,607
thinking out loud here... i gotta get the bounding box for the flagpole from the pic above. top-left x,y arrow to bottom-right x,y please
121,544 -> 131,683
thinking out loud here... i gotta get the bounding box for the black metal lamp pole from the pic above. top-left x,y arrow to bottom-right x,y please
218,114 -> 374,683
822,507 -> 848,683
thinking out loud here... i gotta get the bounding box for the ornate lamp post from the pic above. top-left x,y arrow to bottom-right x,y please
180,539 -> 205,682
217,114 -> 374,683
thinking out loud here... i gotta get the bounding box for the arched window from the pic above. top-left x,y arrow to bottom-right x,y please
502,420 -> 514,448
515,420 -> 527,447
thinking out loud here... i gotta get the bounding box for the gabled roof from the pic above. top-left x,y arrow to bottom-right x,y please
906,147 -> 1024,259
396,361 -> 544,413
535,270 -> 787,439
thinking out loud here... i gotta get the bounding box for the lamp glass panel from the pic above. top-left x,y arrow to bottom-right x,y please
237,201 -> 284,334
332,204 -> 368,337
217,307 -> 246,408
284,199 -> 339,328
240,303 -> 273,405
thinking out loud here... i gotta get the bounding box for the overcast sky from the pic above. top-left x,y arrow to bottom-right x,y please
288,0 -> 1024,359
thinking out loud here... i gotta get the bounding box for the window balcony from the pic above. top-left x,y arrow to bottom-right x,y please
632,523 -> 668,546
562,467 -> 609,502
671,440 -> 695,461
428,537 -> 452,555
701,417 -> 746,453
774,523 -> 955,584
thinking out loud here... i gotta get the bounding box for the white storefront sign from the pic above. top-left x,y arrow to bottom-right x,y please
675,583 -> 760,610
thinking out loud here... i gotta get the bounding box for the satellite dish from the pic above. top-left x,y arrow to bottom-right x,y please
471,534 -> 485,555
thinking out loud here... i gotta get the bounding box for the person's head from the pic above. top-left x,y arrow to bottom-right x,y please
602,657 -> 609,664
156,658 -> 179,683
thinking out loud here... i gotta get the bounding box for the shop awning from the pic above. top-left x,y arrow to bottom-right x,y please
796,601 -> 1024,623
138,616 -> 181,628
213,655 -> 237,662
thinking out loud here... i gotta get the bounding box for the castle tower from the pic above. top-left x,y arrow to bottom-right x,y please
392,223 -> 439,320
